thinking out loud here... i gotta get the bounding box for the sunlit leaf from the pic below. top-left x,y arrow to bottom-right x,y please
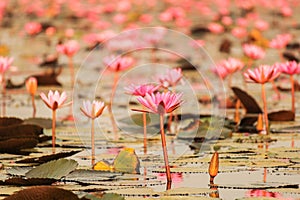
25,159 -> 78,179
113,148 -> 140,174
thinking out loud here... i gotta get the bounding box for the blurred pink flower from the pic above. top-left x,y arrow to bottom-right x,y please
135,91 -> 183,114
113,14 -> 127,24
156,68 -> 183,88
64,28 -> 74,38
269,33 -> 292,49
255,20 -> 269,31
125,84 -> 160,97
243,44 -> 265,60
103,55 -> 135,72
212,64 -> 229,79
139,14 -> 153,24
244,65 -> 280,84
281,6 -> 292,17
117,0 -> 131,12
56,40 -> 80,57
231,27 -> 247,38
278,61 -> 300,75
221,16 -> 233,26
0,56 -> 13,74
45,26 -> 56,37
81,100 -> 106,119
236,18 -> 248,27
24,22 -> 42,35
208,23 -> 224,34
40,90 -> 68,110
159,11 -> 173,22
222,58 -> 244,73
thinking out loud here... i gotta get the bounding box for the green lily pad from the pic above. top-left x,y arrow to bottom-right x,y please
25,159 -> 78,179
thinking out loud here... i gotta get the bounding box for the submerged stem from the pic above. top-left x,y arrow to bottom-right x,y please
159,113 -> 172,190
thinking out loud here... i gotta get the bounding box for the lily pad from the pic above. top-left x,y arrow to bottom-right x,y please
25,159 -> 78,179
3,186 -> 79,200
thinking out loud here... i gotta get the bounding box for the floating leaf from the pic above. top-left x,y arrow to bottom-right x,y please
3,186 -> 79,200
1,177 -> 56,186
93,161 -> 113,172
0,117 -> 23,127
114,148 -> 140,174
23,118 -> 53,129
16,150 -> 81,164
65,169 -> 121,182
25,159 -> 78,179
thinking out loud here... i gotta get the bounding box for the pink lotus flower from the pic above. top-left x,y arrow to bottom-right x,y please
208,23 -> 224,34
212,64 -> 229,80
24,22 -> 42,35
246,189 -> 283,198
40,90 -> 70,153
64,28 -> 74,38
221,16 -> 233,26
269,34 -> 292,49
243,44 -> 265,60
281,6 -> 292,17
222,58 -> 244,73
244,65 -> 280,84
255,20 -> 269,31
244,65 -> 280,134
236,18 -> 248,27
81,100 -> 106,119
113,14 -> 127,24
40,90 -> 68,110
277,61 -> 300,113
0,56 -> 13,74
156,68 -> 183,88
125,84 -> 160,97
139,14 -> 153,24
103,55 -> 135,72
231,27 -> 247,39
45,26 -> 56,37
277,61 -> 299,75
56,40 -> 80,57
135,91 -> 183,114
134,91 -> 183,187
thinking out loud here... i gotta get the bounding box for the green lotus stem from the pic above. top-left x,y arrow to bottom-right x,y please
261,84 -> 269,134
160,113 -> 172,189
52,109 -> 56,154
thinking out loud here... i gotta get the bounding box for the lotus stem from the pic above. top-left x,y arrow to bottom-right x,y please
31,94 -> 36,118
52,109 -> 56,154
91,118 -> 95,166
142,112 -> 147,154
68,57 -> 75,87
271,80 -> 280,100
109,72 -> 119,140
263,167 -> 267,183
159,113 -> 172,190
290,75 -> 295,114
1,75 -> 6,117
261,84 -> 269,134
